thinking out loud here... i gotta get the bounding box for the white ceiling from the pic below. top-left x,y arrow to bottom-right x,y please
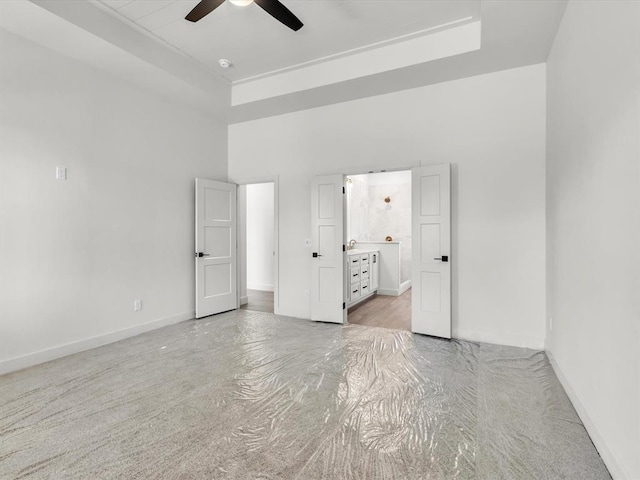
2,0 -> 567,121
95,0 -> 480,82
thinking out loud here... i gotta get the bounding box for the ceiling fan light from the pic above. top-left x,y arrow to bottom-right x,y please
228,0 -> 254,6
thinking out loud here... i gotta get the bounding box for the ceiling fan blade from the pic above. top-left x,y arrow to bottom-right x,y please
185,0 -> 225,22
254,0 -> 303,31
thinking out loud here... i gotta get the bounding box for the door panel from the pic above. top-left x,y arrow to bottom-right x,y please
411,165 -> 451,338
196,178 -> 237,318
420,224 -> 441,262
204,226 -> 231,257
318,184 -> 336,218
420,271 -> 441,312
311,175 -> 345,324
420,175 -> 441,215
205,187 -> 232,221
318,225 -> 337,261
204,264 -> 232,297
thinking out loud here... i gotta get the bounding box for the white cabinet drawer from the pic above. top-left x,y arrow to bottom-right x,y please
359,253 -> 369,264
348,255 -> 360,267
360,279 -> 370,296
349,283 -> 360,300
360,264 -> 370,280
350,267 -> 360,284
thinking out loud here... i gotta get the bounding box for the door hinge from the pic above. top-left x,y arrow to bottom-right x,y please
343,244 -> 345,252
343,302 -> 346,310
342,186 -> 345,194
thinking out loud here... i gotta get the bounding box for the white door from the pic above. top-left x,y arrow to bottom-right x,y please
310,175 -> 346,324
411,164 -> 451,338
195,178 -> 237,318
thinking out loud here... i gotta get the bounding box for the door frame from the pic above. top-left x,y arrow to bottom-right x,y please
333,165 -> 417,323
334,163 -> 453,336
230,175 -> 280,315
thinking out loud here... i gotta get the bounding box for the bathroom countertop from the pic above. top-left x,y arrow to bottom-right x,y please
346,248 -> 379,255
352,241 -> 401,244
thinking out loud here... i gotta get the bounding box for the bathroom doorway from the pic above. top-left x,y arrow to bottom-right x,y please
345,171 -> 412,331
238,181 -> 277,314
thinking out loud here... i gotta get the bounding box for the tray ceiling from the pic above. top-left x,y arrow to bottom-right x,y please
95,0 -> 481,82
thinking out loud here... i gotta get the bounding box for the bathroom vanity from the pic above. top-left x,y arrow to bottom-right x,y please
351,241 -> 411,297
346,249 -> 379,307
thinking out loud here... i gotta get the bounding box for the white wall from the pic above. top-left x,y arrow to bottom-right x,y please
246,183 -> 275,291
0,30 -> 228,372
229,63 -> 547,349
546,2 -> 640,478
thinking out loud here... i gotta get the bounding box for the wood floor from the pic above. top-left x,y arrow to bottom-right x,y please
240,289 -> 274,313
348,288 -> 411,331
240,289 -> 411,331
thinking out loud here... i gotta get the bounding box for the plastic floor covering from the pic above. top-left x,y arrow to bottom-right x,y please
0,310 -> 611,479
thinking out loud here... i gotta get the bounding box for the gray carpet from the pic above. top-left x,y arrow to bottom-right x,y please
0,310 -> 610,479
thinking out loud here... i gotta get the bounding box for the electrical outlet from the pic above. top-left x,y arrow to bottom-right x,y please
304,290 -> 310,299
134,299 -> 142,311
56,166 -> 67,180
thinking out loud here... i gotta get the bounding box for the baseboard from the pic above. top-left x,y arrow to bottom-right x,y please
378,288 -> 400,296
378,281 -> 411,297
399,280 -> 412,295
546,351 -> 627,480
247,284 -> 274,292
0,311 -> 194,376
453,328 -> 545,350
240,296 -> 249,306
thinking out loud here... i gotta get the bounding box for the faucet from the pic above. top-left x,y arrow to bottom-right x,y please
348,239 -> 357,250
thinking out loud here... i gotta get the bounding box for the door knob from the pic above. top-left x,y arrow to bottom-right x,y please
196,252 -> 210,257
312,252 -> 323,258
433,255 -> 449,262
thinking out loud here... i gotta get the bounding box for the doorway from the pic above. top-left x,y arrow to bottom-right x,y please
345,171 -> 412,331
310,164 -> 450,337
237,181 -> 277,314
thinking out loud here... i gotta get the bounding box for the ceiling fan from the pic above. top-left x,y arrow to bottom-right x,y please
185,0 -> 303,32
